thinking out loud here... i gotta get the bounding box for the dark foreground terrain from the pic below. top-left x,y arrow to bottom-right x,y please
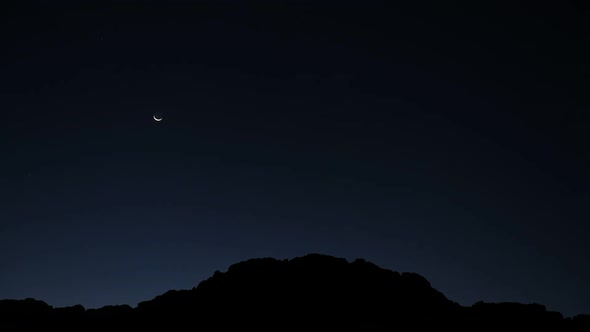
1,254 -> 589,330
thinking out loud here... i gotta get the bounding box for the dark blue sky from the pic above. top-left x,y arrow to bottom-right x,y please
1,0 -> 589,317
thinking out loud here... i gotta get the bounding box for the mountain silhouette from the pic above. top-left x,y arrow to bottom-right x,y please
1,253 -> 589,330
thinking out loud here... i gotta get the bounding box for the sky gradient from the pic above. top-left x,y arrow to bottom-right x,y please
1,0 -> 589,317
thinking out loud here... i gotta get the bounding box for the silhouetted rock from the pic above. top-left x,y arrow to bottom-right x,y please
0,298 -> 53,329
573,314 -> 590,321
1,253 -> 589,330
54,304 -> 85,315
161,253 -> 458,329
466,301 -> 564,328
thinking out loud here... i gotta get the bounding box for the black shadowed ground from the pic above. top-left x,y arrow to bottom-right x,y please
1,253 -> 589,330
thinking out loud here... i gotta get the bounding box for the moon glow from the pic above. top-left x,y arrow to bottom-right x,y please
153,114 -> 163,122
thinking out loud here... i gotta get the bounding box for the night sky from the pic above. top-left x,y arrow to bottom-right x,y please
1,0 -> 589,317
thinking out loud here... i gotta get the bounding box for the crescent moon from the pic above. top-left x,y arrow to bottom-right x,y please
153,115 -> 162,122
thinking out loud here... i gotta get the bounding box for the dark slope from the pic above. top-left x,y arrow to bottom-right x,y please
1,254 -> 589,330
136,254 -> 459,329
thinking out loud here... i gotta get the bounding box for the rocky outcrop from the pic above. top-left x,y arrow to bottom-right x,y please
1,253 -> 588,330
